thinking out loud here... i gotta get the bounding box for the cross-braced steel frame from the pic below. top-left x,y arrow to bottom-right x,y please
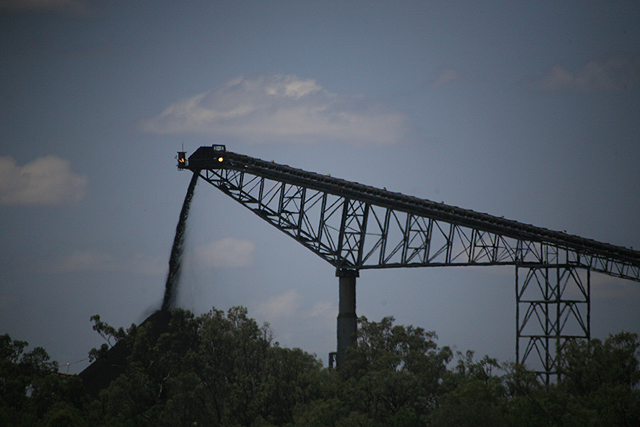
181,146 -> 640,380
516,265 -> 590,384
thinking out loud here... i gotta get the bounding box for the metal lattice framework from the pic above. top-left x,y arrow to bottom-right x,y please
181,146 -> 640,381
516,265 -> 591,384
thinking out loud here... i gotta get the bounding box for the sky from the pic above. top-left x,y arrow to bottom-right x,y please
1,0 -> 639,373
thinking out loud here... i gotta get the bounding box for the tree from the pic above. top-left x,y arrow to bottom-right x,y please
6,308 -> 637,426
338,316 -> 453,425
85,307 -> 324,427
0,334 -> 86,427
554,332 -> 640,426
432,351 -> 508,427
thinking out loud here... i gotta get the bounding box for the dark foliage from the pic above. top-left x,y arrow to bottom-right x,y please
2,310 -> 639,426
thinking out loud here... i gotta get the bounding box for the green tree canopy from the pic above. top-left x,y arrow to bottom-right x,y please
84,307 -> 322,427
1,334 -> 86,427
2,309 -> 639,427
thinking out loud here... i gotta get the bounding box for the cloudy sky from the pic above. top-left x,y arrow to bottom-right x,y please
1,0 -> 639,372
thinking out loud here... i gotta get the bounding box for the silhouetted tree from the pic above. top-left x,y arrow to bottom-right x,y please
3,309 -> 639,426
0,334 -> 86,426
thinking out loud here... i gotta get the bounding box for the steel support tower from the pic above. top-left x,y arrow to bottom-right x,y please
178,146 -> 640,382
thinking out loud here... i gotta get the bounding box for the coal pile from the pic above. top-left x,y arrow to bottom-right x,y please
79,310 -> 171,398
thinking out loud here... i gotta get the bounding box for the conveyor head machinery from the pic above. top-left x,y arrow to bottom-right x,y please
178,144 -> 227,170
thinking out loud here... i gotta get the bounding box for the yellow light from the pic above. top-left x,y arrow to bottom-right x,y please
217,156 -> 224,162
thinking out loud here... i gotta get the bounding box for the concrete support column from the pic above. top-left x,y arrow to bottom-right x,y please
336,269 -> 358,368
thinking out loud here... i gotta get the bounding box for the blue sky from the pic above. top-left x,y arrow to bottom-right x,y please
1,0 -> 639,372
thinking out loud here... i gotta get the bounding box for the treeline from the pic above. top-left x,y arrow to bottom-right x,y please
1,307 -> 639,426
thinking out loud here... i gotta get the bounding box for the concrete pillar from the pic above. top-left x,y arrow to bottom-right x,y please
336,269 -> 358,368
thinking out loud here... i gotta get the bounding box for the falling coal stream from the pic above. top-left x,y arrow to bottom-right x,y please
161,171 -> 199,312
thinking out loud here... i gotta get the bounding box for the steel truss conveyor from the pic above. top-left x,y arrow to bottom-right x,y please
178,145 -> 640,383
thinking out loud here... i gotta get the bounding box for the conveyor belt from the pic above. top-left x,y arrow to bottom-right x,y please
185,147 -> 640,273
220,151 -> 640,268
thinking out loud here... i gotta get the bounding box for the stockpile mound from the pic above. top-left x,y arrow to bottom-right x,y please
79,310 -> 171,398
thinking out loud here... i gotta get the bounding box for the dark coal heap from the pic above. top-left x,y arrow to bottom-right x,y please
79,310 -> 171,398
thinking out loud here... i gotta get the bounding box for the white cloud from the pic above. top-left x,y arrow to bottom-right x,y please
194,237 -> 255,268
254,289 -> 301,319
55,250 -> 165,276
254,292 -> 334,322
0,155 -> 88,206
248,289 -> 335,353
520,54 -> 640,92
140,74 -> 409,145
308,301 -> 333,318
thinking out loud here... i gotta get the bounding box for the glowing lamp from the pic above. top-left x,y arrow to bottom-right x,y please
177,151 -> 187,168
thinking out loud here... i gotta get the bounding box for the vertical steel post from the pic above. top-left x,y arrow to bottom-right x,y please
336,268 -> 358,368
515,265 -> 520,365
